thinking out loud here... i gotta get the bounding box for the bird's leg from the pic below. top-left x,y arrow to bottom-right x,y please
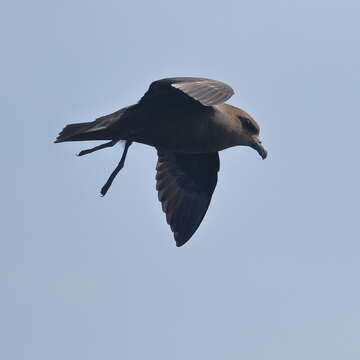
100,140 -> 132,196
77,139 -> 119,156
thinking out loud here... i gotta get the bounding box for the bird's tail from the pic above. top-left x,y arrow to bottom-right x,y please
54,122 -> 95,143
54,105 -> 133,143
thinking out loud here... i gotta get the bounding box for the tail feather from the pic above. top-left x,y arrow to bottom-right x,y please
54,122 -> 115,143
55,105 -> 135,143
54,122 -> 93,143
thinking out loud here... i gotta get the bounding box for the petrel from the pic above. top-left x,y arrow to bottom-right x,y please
55,77 -> 267,246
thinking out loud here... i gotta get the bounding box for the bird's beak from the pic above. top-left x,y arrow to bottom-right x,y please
251,136 -> 268,159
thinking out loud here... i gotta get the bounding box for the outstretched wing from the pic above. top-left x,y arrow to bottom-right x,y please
140,77 -> 234,107
156,150 -> 220,246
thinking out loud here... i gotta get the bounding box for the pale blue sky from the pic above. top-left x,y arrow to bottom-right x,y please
2,1 -> 360,359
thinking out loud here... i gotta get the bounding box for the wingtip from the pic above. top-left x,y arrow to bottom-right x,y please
174,233 -> 191,247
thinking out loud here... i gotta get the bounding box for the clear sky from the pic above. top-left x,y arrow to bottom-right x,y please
2,0 -> 360,359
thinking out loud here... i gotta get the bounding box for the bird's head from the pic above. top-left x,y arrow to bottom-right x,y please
236,109 -> 267,159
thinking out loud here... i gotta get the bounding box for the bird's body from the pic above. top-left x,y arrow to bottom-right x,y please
55,77 -> 267,246
108,104 -> 249,153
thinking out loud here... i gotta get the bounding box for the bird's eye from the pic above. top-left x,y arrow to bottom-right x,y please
237,116 -> 259,134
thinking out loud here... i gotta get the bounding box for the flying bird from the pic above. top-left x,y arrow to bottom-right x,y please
55,77 -> 267,246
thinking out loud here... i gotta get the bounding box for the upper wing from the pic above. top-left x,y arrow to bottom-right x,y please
156,150 -> 220,246
140,77 -> 234,107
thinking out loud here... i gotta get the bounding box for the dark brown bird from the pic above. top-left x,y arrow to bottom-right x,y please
55,77 -> 267,246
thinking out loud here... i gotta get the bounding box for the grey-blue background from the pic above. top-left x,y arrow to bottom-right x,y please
2,0 -> 360,359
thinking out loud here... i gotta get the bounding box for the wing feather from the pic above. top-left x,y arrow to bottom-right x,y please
155,150 -> 220,246
140,77 -> 234,107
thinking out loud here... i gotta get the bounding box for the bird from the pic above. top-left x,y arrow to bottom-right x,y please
55,77 -> 267,247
